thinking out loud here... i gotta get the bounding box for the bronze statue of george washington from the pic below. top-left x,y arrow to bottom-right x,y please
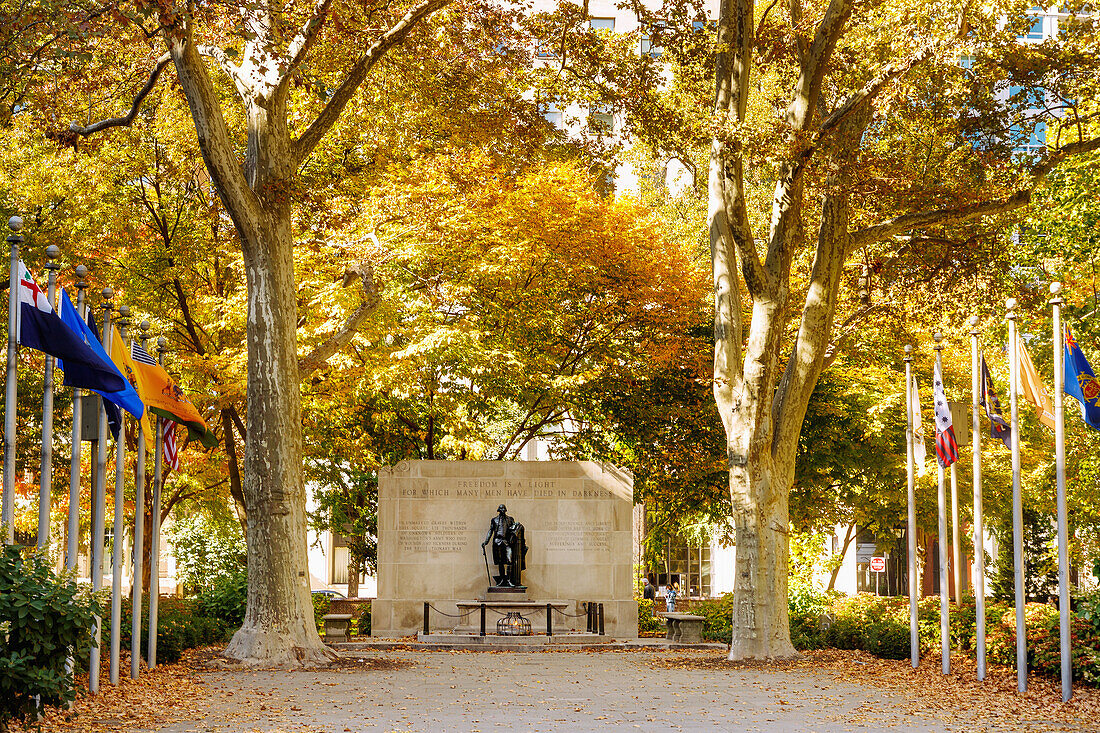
481,504 -> 527,588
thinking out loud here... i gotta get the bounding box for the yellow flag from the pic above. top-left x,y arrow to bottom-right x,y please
1016,338 -> 1055,430
127,339 -> 217,449
110,329 -> 155,455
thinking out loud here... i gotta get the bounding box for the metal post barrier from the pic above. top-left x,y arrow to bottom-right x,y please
546,603 -> 552,636
423,602 -> 429,636
585,602 -> 591,632
599,603 -> 605,635
480,603 -> 486,636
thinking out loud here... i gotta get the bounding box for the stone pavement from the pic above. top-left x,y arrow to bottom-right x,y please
142,649 -> 1024,733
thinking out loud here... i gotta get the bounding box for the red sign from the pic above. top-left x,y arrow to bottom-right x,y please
869,557 -> 886,573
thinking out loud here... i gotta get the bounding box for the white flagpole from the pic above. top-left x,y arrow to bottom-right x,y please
1050,282 -> 1071,702
1007,298 -> 1027,693
63,266 -> 88,695
969,315 -> 986,681
147,336 -> 166,668
3,216 -> 23,544
933,333 -> 950,674
36,246 -> 60,549
109,306 -> 131,685
89,287 -> 113,695
904,345 -> 919,668
65,266 -> 88,571
131,322 -> 150,680
950,463 -> 961,604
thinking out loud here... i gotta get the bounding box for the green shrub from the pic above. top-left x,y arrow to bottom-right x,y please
192,570 -> 247,629
121,595 -> 232,665
637,600 -> 663,635
865,619 -> 910,660
1075,589 -> 1100,633
312,594 -> 331,632
0,546 -> 99,731
692,594 -> 734,643
357,602 -> 372,637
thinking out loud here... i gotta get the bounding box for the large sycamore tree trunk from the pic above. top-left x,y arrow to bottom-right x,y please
74,0 -> 451,666
707,0 -> 1099,661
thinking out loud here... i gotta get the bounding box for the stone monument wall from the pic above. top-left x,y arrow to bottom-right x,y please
371,460 -> 637,638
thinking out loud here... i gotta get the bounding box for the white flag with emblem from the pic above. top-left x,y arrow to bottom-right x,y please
911,375 -> 928,476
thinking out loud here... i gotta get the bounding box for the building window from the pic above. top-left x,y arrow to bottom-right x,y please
660,538 -> 712,598
1008,84 -> 1045,110
536,39 -> 558,59
589,17 -> 615,31
331,545 -> 351,584
1020,9 -> 1045,39
959,54 -> 975,70
589,104 -> 614,133
330,531 -> 353,585
1014,119 -> 1047,156
641,21 -> 665,58
540,99 -> 562,127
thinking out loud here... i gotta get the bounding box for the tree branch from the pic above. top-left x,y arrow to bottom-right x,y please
196,45 -> 247,96
298,262 -> 382,377
848,136 -> 1100,251
69,53 -> 172,137
283,0 -> 335,80
292,0 -> 452,166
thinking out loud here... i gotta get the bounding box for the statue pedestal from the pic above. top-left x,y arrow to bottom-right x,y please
484,586 -> 527,601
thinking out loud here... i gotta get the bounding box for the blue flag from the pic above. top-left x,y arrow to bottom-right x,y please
16,261 -> 125,393
56,288 -> 144,427
1065,325 -> 1100,430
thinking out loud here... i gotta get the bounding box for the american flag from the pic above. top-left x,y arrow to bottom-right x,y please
162,418 -> 179,471
932,361 -> 959,467
131,340 -> 158,366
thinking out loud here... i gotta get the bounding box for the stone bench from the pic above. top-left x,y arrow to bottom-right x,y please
660,613 -> 705,643
322,613 -> 354,643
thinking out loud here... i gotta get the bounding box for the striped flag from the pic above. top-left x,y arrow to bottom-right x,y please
131,340 -> 157,366
911,375 -> 928,476
932,361 -> 959,467
979,356 -> 1011,448
162,418 -> 179,471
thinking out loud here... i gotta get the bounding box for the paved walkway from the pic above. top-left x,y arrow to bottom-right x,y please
140,649 -> 1022,733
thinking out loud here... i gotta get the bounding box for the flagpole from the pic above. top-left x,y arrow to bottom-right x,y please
35,246 -> 60,549
148,335 -> 166,669
904,345 -> 919,668
109,305 -> 131,685
1007,298 -> 1027,693
89,287 -> 113,695
63,266 -> 87,695
130,321 -> 149,680
969,315 -> 986,681
65,266 -> 88,571
950,463 -> 961,604
933,332 -> 950,674
3,216 -> 23,544
1050,282 -> 1071,702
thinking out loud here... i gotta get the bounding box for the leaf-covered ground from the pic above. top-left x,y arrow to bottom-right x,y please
14,647 -> 1100,732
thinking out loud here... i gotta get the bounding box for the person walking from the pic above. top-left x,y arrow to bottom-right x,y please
665,582 -> 678,613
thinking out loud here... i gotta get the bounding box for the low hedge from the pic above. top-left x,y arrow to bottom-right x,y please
120,596 -> 234,665
682,588 -> 1100,685
637,600 -> 664,635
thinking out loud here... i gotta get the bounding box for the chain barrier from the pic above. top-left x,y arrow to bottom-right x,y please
425,603 -> 475,619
